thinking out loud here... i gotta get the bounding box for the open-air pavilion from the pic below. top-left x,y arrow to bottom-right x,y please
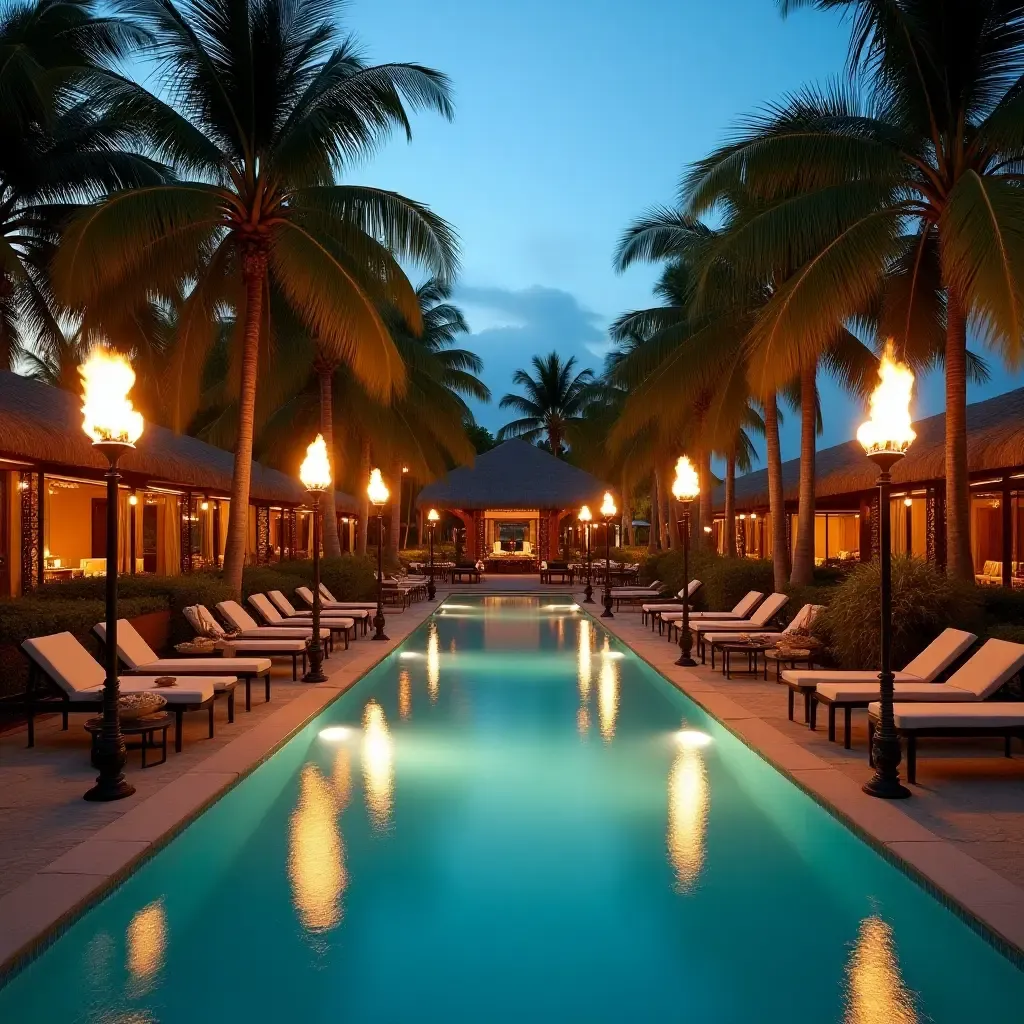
415,439 -> 610,570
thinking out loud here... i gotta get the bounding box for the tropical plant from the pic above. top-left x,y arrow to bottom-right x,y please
683,0 -> 1024,581
53,0 -> 459,595
498,352 -> 595,455
0,0 -> 163,370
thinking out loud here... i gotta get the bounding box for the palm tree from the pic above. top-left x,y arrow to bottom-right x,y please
683,0 -> 1024,581
1,0 -> 163,369
54,0 -> 458,595
498,352 -> 595,455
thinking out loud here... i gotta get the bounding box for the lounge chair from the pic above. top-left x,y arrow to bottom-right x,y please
644,589 -> 761,631
248,593 -> 354,649
183,605 -> 311,683
781,627 -> 977,725
314,584 -> 380,613
21,633 -> 231,752
93,619 -> 273,713
814,637 -> 1024,748
268,590 -> 370,635
608,579 -> 662,597
217,600 -> 333,649
867,701 -> 1024,783
667,592 -> 790,653
703,604 -> 823,675
620,579 -> 700,612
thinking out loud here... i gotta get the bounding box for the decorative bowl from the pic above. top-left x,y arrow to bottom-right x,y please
119,691 -> 167,720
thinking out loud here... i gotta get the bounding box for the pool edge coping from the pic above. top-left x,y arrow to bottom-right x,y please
0,599 -> 441,987
586,604 -> 1024,971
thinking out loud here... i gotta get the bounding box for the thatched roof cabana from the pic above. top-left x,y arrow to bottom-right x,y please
416,439 -> 608,511
716,387 -> 1024,510
0,372 -> 358,512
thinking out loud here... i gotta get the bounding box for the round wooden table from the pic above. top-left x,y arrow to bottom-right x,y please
711,638 -> 774,679
85,713 -> 172,769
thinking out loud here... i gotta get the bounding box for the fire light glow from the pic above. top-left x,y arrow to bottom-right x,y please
856,343 -> 916,456
300,434 -> 332,492
671,455 -> 701,502
79,348 -> 144,445
367,468 -> 389,506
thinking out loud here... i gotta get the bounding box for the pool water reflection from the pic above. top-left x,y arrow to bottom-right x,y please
0,595 -> 1021,1022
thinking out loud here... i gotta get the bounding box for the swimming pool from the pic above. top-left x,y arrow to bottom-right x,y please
2,595 -> 1021,1021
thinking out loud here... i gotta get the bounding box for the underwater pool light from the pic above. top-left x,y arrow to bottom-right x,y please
319,726 -> 352,742
676,729 -> 713,749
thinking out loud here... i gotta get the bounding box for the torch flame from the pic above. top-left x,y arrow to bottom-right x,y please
671,455 -> 701,501
79,348 -> 144,445
578,504 -> 592,523
600,491 -> 617,518
300,434 -> 332,492
856,343 -> 916,456
367,468 -> 390,506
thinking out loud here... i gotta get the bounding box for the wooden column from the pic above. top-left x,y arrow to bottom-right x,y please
859,495 -> 873,563
130,489 -> 137,574
20,471 -> 39,594
256,505 -> 271,564
180,491 -> 193,574
36,471 -> 44,587
1002,479 -> 1013,588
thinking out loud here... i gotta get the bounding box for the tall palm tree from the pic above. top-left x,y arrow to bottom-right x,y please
54,0 -> 458,595
1,0 -> 163,369
498,352 -> 595,455
684,0 -> 1024,581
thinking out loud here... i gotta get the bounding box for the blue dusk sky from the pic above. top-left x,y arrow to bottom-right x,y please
347,0 -> 1024,471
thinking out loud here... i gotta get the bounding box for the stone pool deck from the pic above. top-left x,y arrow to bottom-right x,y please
0,596 -> 440,977
590,598 -> 1024,960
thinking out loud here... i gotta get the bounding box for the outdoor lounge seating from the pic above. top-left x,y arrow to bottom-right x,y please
666,592 -> 790,652
450,563 -> 482,584
183,605 -> 310,682
93,619 -> 274,713
20,633 -> 231,751
269,590 -> 370,635
868,702 -> 1024,783
620,579 -> 700,612
248,593 -> 354,649
703,604 -> 823,674
216,601 -> 333,649
813,637 -> 1024,749
608,579 -> 662,596
300,585 -> 380,618
780,627 -> 977,725
640,580 -> 724,626
540,560 -> 574,584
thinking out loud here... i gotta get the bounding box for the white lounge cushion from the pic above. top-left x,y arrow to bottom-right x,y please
184,605 -> 226,638
115,676 -> 218,702
783,669 -> 929,687
127,657 -> 273,675
217,601 -> 328,641
902,628 -> 978,680
939,637 -> 1024,699
870,702 -> 1024,730
268,590 -> 299,616
23,633 -> 104,695
249,593 -> 287,624
817,681 -> 977,703
703,630 -> 785,644
217,639 -> 307,655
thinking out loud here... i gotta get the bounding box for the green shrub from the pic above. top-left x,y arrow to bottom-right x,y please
813,557 -> 982,670
0,595 -> 167,698
320,555 -> 377,602
979,586 -> 1024,625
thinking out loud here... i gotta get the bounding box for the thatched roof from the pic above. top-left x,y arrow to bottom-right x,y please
716,386 -> 1024,511
416,439 -> 609,511
0,372 -> 358,512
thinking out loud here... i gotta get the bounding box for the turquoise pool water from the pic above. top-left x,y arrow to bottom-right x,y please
2,595 -> 1022,1021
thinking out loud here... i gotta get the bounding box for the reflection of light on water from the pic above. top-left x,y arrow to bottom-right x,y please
598,652 -> 619,742
578,619 -> 592,698
844,916 -> 919,1024
398,668 -> 411,719
667,748 -> 709,893
449,638 -> 457,654
556,615 -> 565,647
427,623 -> 440,702
577,706 -> 590,736
126,900 -> 166,985
288,764 -> 345,934
363,700 -> 394,830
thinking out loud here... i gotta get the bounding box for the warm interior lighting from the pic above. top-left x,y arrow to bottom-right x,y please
79,348 -> 144,445
671,455 -> 700,502
903,497 -> 913,508
427,508 -> 440,522
857,343 -> 916,456
17,479 -> 28,491
200,499 -> 209,511
578,504 -> 592,523
750,512 -> 757,520
739,514 -> 747,520
402,466 -> 409,473
288,764 -> 344,934
128,493 -> 138,506
703,526 -> 712,534
362,700 -> 393,830
600,491 -> 617,518
300,434 -> 332,493
367,468 -> 389,506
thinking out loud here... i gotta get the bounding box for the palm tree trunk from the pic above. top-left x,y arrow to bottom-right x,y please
765,391 -> 790,590
648,478 -> 658,553
357,440 -> 370,555
403,482 -> 414,548
790,361 -> 817,586
699,449 -> 713,549
657,466 -> 671,549
725,450 -> 736,558
317,363 -> 343,559
945,293 -> 973,582
222,253 -> 266,597
389,457 -> 402,562
621,471 -> 633,546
